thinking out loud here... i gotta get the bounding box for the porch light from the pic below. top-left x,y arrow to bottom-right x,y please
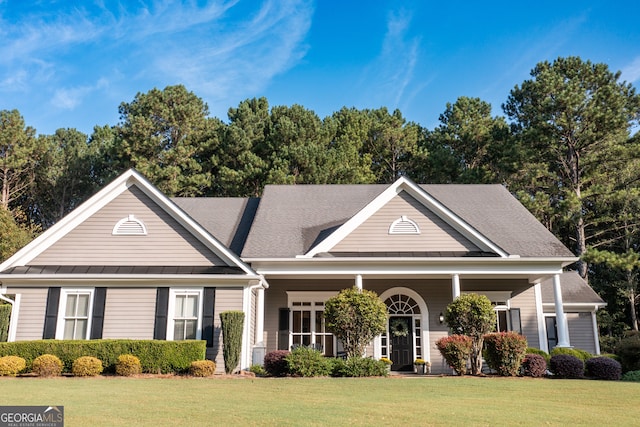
439,313 -> 444,324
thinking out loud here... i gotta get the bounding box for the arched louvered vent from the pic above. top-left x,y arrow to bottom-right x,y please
112,215 -> 147,236
388,215 -> 420,235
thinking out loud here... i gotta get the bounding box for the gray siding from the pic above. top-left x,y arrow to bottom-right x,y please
568,312 -> 597,354
332,192 -> 479,253
102,288 -> 156,339
7,287 -> 48,341
209,288 -> 244,373
31,186 -> 225,266
510,286 -> 540,349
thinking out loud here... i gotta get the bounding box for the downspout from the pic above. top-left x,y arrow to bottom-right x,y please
0,286 -> 18,342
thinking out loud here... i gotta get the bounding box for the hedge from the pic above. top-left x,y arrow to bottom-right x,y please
0,339 -> 206,373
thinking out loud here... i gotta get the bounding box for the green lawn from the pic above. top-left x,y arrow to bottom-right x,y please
1,376 -> 638,426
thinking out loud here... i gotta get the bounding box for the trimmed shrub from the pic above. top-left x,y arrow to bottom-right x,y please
116,354 -> 141,376
526,347 -> 550,364
483,332 -> 528,376
621,370 -> 640,382
286,346 -> 332,377
220,311 -> 244,374
585,356 -> 622,381
264,350 -> 290,377
0,355 -> 26,376
72,356 -> 103,377
522,354 -> 547,378
32,354 -> 63,377
189,360 -> 216,377
249,364 -> 267,377
331,357 -> 388,377
0,304 -> 11,342
549,354 -> 584,379
550,346 -> 592,362
615,335 -> 640,372
0,339 -> 206,373
436,335 -> 472,375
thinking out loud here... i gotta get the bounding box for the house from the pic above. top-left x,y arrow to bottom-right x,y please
0,169 -> 605,373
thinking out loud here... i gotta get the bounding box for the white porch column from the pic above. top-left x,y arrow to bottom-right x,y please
355,274 -> 363,291
255,287 -> 265,346
553,273 -> 571,347
451,274 -> 460,299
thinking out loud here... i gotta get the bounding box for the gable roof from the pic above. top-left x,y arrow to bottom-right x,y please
540,272 -> 606,306
0,169 -> 256,276
242,178 -> 575,259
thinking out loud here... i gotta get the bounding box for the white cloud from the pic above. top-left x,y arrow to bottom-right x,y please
621,57 -> 640,83
51,78 -> 110,110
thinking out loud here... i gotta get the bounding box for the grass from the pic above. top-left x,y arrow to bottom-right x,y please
1,375 -> 639,426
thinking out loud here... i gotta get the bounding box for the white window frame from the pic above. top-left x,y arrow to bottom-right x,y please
55,288 -> 95,340
286,291 -> 338,356
166,288 -> 203,341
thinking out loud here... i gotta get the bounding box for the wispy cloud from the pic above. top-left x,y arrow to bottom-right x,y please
359,8 -> 421,113
51,78 -> 109,110
621,56 -> 640,83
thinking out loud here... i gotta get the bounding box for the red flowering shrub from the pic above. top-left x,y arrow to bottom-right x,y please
522,354 -> 547,378
264,350 -> 290,377
483,332 -> 528,376
585,356 -> 622,380
436,335 -> 472,375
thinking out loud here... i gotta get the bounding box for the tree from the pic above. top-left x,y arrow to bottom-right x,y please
324,287 -> 388,358
504,57 -> 640,278
444,293 -> 496,375
220,311 -> 245,374
0,206 -> 34,262
115,85 -> 219,196
0,110 -> 41,211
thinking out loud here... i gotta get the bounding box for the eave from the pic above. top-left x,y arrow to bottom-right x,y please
0,273 -> 263,287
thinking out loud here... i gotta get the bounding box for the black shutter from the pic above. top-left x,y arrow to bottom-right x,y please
153,288 -> 170,340
202,288 -> 216,347
277,307 -> 290,350
43,287 -> 61,339
90,288 -> 107,339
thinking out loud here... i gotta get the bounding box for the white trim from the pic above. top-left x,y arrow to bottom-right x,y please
534,283 -> 548,352
552,274 -> 570,347
301,176 -> 509,258
378,287 -> 430,365
452,274 -> 460,299
592,312 -> 601,355
166,288 -> 204,341
55,288 -> 95,340
0,289 -> 18,342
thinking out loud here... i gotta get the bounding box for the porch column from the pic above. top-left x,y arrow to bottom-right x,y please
553,273 -> 571,347
355,274 -> 363,291
255,287 -> 265,346
451,274 -> 460,299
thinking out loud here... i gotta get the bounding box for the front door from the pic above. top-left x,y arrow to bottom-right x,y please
389,316 -> 413,371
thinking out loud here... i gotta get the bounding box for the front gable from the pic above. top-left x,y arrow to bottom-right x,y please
303,177 -> 507,258
0,169 -> 254,274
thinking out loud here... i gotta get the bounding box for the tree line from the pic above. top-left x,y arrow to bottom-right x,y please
1,56 -> 640,339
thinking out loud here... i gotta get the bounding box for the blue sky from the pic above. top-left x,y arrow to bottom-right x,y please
1,0 -> 639,136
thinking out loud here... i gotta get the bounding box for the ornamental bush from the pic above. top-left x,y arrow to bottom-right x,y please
615,334 -> 640,372
0,355 -> 26,376
521,354 -> 547,378
72,356 -> 103,377
32,354 -> 63,377
549,354 -> 584,379
483,332 -> 528,376
189,360 -> 216,377
115,354 -> 141,376
585,356 -> 622,380
436,335 -> 472,375
621,370 -> 640,382
550,346 -> 592,362
331,357 -> 388,377
526,347 -> 550,364
263,350 -> 290,377
220,311 -> 245,374
286,346 -> 332,377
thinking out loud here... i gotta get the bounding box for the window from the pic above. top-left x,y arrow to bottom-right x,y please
56,289 -> 94,340
167,289 -> 203,340
287,292 -> 337,356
